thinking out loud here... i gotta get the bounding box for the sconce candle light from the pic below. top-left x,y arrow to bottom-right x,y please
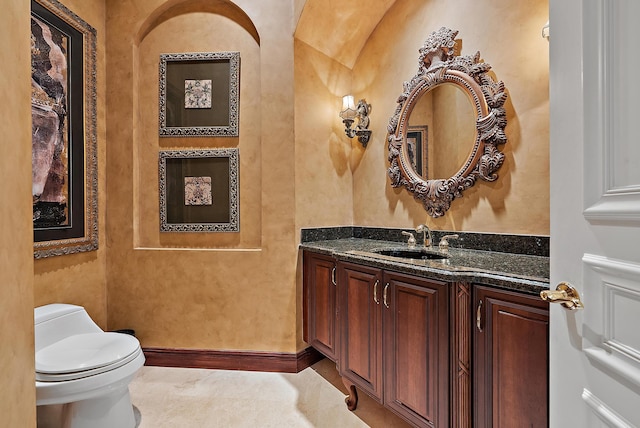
339,95 -> 372,146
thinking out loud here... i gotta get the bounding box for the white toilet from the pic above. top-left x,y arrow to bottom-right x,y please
35,304 -> 145,428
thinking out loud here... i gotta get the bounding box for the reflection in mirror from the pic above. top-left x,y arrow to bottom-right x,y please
406,125 -> 428,178
387,27 -> 508,218
407,83 -> 476,179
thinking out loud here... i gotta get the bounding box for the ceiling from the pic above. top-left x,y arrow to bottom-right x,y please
294,0 -> 397,69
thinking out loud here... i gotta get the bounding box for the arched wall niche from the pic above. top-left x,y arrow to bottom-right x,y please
106,0 -> 300,354
132,4 -> 262,249
136,0 -> 260,46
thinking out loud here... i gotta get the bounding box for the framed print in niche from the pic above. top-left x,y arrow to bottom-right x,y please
159,52 -> 240,137
31,0 -> 98,259
159,149 -> 239,232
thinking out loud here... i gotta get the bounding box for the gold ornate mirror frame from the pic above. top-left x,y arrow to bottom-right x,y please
387,27 -> 508,217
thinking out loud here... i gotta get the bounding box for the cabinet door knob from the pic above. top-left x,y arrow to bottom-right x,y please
540,282 -> 584,310
383,283 -> 390,308
476,300 -> 483,332
373,279 -> 380,304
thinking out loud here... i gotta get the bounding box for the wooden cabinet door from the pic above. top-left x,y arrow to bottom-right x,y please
303,251 -> 338,361
473,285 -> 549,428
338,261 -> 383,402
383,271 -> 449,428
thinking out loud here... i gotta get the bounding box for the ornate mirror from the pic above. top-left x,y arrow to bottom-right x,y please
387,27 -> 508,217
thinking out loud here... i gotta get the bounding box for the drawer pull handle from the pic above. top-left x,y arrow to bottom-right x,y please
476,300 -> 483,332
373,280 -> 380,304
331,266 -> 337,286
383,283 -> 390,308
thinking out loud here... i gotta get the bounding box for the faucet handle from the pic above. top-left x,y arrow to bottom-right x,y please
401,231 -> 417,249
415,224 -> 432,247
438,234 -> 459,253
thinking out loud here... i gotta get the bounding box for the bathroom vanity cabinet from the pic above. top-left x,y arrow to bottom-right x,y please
304,254 -> 450,427
302,245 -> 549,428
473,285 -> 549,428
337,261 -> 450,427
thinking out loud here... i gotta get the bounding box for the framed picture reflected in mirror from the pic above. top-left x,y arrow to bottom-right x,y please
407,125 -> 428,178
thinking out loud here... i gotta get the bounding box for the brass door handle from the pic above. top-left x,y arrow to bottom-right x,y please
540,282 -> 584,310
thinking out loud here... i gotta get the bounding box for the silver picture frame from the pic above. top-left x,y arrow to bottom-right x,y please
159,149 -> 239,232
159,52 -> 240,137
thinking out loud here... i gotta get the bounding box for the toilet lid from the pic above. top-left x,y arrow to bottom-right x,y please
36,332 -> 141,380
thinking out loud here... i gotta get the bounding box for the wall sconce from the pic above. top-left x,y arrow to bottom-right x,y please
542,20 -> 549,40
339,95 -> 372,147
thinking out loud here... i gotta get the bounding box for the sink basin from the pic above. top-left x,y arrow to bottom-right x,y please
371,248 -> 448,260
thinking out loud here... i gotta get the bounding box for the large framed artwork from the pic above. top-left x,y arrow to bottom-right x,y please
159,52 -> 240,137
159,149 -> 239,232
31,0 -> 98,259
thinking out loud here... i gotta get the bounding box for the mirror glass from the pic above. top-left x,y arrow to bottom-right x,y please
406,83 -> 477,180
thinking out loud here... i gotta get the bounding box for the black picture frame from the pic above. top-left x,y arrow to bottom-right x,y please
407,125 -> 428,178
159,52 -> 240,137
159,149 -> 239,232
31,0 -> 98,258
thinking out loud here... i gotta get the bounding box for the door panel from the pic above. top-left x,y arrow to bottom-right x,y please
303,252 -> 338,361
393,287 -> 429,415
338,262 -> 383,401
383,272 -> 449,427
474,286 -> 548,428
550,0 -> 640,425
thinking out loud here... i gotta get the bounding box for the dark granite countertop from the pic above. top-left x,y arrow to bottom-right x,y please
300,238 -> 549,295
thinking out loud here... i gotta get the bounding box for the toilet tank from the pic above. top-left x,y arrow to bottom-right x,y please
34,304 -> 103,351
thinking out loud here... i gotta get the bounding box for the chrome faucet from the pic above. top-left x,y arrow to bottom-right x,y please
415,224 -> 432,248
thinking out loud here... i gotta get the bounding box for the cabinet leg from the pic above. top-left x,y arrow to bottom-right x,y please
341,377 -> 358,411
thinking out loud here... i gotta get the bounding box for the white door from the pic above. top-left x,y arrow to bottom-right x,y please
550,0 -> 640,426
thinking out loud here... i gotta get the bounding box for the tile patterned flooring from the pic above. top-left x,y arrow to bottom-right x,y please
129,358 -> 410,427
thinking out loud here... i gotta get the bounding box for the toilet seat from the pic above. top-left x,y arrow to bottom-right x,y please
36,332 -> 141,382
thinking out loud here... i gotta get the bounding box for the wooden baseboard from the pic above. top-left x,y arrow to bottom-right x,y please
142,346 -> 324,373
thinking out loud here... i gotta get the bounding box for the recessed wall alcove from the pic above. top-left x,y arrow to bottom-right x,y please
107,0 -> 298,355
133,2 -> 262,249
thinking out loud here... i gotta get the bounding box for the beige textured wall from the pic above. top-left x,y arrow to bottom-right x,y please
350,0 -> 550,235
0,0 -> 36,425
106,0 -> 299,352
294,39 -> 355,229
33,0 -> 109,328
294,0 -> 549,235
